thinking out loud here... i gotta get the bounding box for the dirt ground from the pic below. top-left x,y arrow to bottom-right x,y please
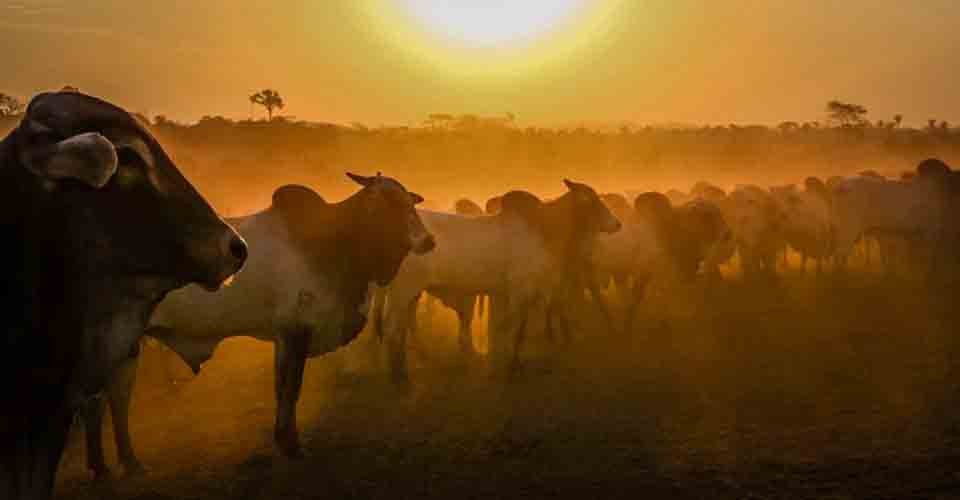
54,266 -> 960,500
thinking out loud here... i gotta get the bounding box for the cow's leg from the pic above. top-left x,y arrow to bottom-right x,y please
612,274 -> 630,304
456,295 -> 477,357
492,291 -> 534,380
406,298 -> 430,363
554,299 -> 576,344
274,330 -> 311,458
927,230 -> 942,281
623,274 -> 651,335
385,293 -> 419,388
486,293 -> 511,377
865,236 -> 873,267
508,314 -> 531,381
588,274 -> 617,335
544,300 -> 568,345
4,404 -> 74,500
82,397 -> 110,480
109,353 -> 145,475
761,251 -> 779,281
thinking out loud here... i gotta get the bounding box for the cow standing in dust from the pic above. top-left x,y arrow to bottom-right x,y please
588,192 -> 731,334
376,180 -> 620,385
0,92 -> 246,500
831,161 -> 956,275
84,174 -> 434,469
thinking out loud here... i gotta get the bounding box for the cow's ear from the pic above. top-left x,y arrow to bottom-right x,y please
272,184 -> 325,216
409,192 -> 425,205
347,172 -> 375,187
20,129 -> 119,189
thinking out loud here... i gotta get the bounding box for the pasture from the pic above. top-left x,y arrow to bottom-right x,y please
7,4 -> 960,498
54,261 -> 960,499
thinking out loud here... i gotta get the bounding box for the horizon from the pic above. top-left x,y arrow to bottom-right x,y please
2,1 -> 958,127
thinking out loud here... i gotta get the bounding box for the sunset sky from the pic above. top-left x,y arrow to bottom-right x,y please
3,0 -> 957,127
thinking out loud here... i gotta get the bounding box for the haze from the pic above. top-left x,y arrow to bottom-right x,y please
2,0 -> 957,126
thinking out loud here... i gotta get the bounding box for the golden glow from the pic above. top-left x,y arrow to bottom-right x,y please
400,1 -> 588,48
364,0 -> 625,79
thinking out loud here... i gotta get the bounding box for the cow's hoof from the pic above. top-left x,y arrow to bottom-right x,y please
277,444 -> 304,460
91,467 -> 113,483
275,436 -> 304,460
461,349 -> 481,364
390,370 -> 412,391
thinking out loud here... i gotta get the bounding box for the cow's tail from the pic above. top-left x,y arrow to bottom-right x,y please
372,286 -> 387,343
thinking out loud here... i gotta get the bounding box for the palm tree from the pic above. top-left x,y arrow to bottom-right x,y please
249,89 -> 285,121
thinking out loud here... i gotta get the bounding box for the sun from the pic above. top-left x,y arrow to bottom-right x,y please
352,0 -> 625,79
399,0 -> 590,48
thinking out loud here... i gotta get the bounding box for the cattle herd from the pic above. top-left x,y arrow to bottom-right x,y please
2,92 -> 959,499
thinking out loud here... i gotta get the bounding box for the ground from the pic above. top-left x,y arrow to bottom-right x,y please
55,268 -> 960,500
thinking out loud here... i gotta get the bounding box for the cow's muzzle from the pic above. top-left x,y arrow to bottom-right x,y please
198,225 -> 248,291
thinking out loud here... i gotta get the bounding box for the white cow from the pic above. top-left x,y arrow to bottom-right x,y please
84,174 -> 435,471
769,182 -> 833,273
590,192 -> 731,333
725,185 -> 787,279
377,180 -> 621,385
832,160 -> 954,273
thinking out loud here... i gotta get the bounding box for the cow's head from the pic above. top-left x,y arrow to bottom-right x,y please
562,179 -> 621,234
485,195 -> 503,215
634,191 -> 673,227
728,185 -> 786,239
673,200 -> 732,280
691,181 -> 727,204
345,173 -> 434,284
454,198 -> 484,216
4,92 -> 246,417
600,192 -> 632,222
11,92 -> 247,291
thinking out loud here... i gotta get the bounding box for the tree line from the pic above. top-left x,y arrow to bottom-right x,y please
1,90 -> 957,214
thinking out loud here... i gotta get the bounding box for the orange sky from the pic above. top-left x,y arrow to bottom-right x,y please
2,1 -> 957,127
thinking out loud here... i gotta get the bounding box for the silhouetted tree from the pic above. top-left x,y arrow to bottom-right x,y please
826,100 -> 868,127
892,114 -> 903,128
777,121 -> 799,133
424,113 -> 454,129
197,115 -> 234,128
0,93 -> 24,117
249,89 -> 284,121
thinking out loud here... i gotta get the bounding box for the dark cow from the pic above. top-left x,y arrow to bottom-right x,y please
0,92 -> 246,499
85,174 -> 434,465
485,195 -> 503,215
